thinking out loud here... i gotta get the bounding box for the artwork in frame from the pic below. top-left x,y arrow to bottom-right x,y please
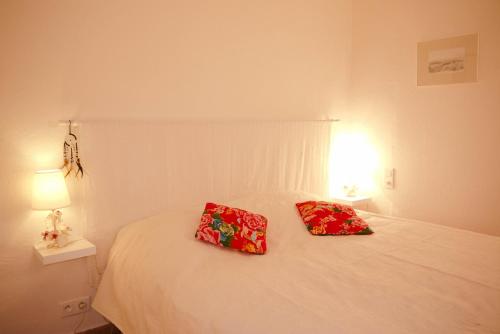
417,33 -> 478,86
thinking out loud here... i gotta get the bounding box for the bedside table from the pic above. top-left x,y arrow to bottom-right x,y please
331,195 -> 371,211
34,238 -> 96,265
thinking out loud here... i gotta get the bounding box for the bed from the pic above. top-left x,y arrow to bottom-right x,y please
93,192 -> 500,334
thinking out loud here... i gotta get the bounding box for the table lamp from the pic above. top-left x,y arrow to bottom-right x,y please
32,169 -> 72,248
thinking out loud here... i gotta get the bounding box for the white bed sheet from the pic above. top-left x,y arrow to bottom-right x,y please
93,192 -> 500,334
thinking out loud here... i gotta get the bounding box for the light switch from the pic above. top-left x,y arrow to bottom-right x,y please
384,168 -> 395,189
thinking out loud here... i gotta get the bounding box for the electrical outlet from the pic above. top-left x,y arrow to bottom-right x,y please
60,296 -> 90,318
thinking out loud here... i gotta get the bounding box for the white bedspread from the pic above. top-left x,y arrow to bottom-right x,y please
93,193 -> 500,334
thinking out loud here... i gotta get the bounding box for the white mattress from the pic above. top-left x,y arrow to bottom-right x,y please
93,192 -> 500,334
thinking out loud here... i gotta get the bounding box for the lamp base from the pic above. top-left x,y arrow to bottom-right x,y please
44,233 -> 71,248
342,184 -> 359,197
41,209 -> 72,249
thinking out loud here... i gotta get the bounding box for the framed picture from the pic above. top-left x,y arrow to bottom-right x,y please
417,33 -> 478,86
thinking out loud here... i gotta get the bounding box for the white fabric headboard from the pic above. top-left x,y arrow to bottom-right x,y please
79,120 -> 332,261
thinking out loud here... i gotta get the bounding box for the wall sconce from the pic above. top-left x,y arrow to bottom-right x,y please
32,169 -> 72,248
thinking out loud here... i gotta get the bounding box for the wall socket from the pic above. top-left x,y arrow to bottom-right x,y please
60,296 -> 90,318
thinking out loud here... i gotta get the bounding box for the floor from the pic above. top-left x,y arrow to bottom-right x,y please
80,323 -> 122,334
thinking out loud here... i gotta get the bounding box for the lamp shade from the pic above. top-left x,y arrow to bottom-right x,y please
32,169 -> 71,210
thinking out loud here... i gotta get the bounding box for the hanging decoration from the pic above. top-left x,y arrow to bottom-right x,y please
61,120 -> 84,178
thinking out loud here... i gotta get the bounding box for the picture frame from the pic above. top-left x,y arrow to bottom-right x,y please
417,33 -> 478,86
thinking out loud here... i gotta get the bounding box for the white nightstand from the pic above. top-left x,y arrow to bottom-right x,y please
34,238 -> 96,265
331,195 -> 371,211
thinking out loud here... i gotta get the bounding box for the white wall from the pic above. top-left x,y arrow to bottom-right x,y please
2,0 -> 500,333
0,1 -> 352,333
348,0 -> 500,235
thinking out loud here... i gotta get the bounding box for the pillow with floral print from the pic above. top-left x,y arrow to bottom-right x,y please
195,203 -> 268,254
296,201 -> 373,236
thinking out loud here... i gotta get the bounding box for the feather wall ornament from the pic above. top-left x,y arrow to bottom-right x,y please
61,120 -> 84,178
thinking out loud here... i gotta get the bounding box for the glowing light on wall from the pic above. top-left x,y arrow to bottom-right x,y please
328,131 -> 379,197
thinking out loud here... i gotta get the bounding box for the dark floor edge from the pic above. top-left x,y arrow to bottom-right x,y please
78,323 -> 122,334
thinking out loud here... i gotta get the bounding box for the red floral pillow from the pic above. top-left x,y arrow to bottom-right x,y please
296,201 -> 373,236
195,203 -> 268,254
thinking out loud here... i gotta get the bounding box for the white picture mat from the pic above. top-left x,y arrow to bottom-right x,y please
417,34 -> 478,86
